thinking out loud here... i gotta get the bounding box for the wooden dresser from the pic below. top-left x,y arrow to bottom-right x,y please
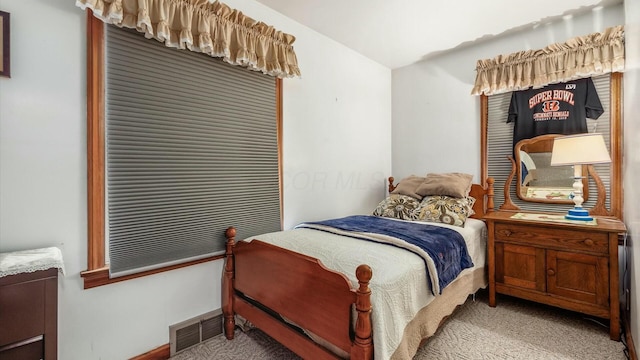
0,248 -> 62,360
484,211 -> 626,340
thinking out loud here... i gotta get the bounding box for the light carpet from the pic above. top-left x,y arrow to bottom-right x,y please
170,291 -> 626,359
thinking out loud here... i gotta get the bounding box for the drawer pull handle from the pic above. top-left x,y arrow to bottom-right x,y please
547,269 -> 555,276
584,239 -> 594,246
504,230 -> 512,237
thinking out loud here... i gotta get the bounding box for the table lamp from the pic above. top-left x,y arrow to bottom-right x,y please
550,133 -> 611,221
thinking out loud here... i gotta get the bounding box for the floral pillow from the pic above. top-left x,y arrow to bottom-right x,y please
466,196 -> 477,216
372,194 -> 422,220
418,195 -> 474,227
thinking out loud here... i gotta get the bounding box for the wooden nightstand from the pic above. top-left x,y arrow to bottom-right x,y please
484,211 -> 626,340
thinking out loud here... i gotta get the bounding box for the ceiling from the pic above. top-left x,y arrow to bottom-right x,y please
256,0 -> 621,69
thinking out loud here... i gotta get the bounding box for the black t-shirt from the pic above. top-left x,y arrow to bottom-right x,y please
507,78 -> 604,147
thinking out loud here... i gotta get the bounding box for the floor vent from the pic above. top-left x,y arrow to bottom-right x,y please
170,309 -> 223,355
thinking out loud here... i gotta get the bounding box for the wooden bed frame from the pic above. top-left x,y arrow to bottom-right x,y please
222,177 -> 494,359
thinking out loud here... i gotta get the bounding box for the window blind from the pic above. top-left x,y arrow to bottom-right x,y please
106,25 -> 281,277
487,74 -> 612,213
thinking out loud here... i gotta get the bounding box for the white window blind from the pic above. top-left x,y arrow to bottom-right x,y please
106,25 -> 281,277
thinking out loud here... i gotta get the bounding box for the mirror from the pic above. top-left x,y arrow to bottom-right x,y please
515,134 -> 588,204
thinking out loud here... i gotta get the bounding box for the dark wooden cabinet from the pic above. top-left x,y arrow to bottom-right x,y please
0,268 -> 58,360
484,211 -> 626,340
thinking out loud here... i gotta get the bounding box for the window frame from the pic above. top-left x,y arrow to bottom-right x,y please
81,12 -> 283,289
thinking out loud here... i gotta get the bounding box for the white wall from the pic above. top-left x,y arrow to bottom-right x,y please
0,0 -> 391,358
391,5 -> 624,183
623,0 -> 640,347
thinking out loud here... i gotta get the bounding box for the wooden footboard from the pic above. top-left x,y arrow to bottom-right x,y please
222,227 -> 374,360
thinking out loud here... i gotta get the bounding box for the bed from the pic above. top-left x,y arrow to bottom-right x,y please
222,176 -> 495,360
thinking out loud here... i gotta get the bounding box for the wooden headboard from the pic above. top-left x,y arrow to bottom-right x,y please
387,177 -> 494,219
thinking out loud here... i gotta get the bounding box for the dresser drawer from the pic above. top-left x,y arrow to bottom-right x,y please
0,280 -> 45,347
0,337 -> 43,360
494,223 -> 608,254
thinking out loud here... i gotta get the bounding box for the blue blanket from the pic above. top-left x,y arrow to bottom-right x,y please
295,215 -> 473,295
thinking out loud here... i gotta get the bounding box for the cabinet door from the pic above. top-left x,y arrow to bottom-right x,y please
547,250 -> 609,306
496,243 -> 546,292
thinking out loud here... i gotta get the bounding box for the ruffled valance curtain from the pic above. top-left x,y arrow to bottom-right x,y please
75,0 -> 301,78
471,25 -> 624,96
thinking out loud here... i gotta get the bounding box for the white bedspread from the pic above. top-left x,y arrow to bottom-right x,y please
245,218 -> 487,360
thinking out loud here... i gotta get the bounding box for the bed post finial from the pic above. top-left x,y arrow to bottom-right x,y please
222,227 -> 236,340
388,176 -> 396,193
225,226 -> 236,241
352,264 -> 373,359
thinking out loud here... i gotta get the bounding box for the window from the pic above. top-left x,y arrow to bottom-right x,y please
481,73 -> 623,218
82,14 -> 283,288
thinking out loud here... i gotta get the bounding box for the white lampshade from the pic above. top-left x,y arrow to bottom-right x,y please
550,133 -> 611,166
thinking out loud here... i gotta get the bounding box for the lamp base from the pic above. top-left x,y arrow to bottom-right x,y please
565,207 -> 593,221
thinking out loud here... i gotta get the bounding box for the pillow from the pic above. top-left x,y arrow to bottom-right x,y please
390,175 -> 426,200
372,194 -> 422,221
418,195 -> 474,227
416,172 -> 473,198
466,196 -> 477,216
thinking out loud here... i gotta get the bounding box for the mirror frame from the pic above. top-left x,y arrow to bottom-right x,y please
514,134 -> 588,204
480,72 -> 623,219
